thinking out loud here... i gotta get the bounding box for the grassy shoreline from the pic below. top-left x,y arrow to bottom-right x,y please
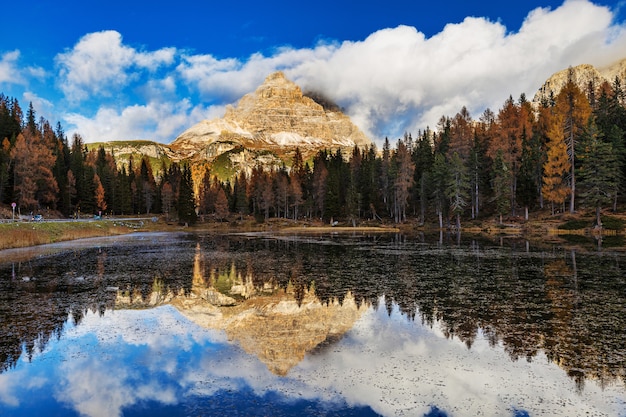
0,221 -> 135,250
1,211 -> 625,251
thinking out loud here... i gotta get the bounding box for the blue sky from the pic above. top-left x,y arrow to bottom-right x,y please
1,0 -> 626,146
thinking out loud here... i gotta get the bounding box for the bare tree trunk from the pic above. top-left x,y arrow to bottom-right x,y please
569,125 -> 576,213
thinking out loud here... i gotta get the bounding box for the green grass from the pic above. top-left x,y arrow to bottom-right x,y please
0,221 -> 132,250
87,140 -> 166,148
558,215 -> 625,231
558,219 -> 591,230
211,148 -> 240,180
600,216 -> 626,231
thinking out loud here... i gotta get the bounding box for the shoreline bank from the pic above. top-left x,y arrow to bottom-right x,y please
1,214 -> 624,252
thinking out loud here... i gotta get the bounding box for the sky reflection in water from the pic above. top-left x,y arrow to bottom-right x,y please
0,232 -> 625,417
1,303 -> 623,416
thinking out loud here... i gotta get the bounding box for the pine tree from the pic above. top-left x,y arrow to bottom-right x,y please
260,171 -> 274,220
94,146 -> 116,214
66,170 -> 77,215
69,134 -> 89,215
446,152 -> 469,229
593,80 -> 626,209
491,150 -> 512,223
380,138 -> 391,215
412,129 -> 434,223
311,153 -> 328,219
553,70 -> 592,213
115,165 -> 132,215
274,168 -> 289,218
360,144 -> 379,220
468,120 -> 491,220
448,106 -> 473,161
53,122 -> 70,215
197,167 -> 213,216
214,186 -> 229,221
25,102 -> 37,135
578,122 -> 621,227
346,146 -> 363,224
161,181 -> 174,220
324,149 -> 347,219
234,172 -> 249,217
517,126 -> 540,220
392,139 -> 415,223
177,164 -> 197,225
431,152 -> 450,229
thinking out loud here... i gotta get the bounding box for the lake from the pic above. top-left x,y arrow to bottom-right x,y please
0,231 -> 624,417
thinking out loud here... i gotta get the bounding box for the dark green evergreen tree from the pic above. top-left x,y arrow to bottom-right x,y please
446,152 -> 469,229
578,122 -> 621,227
517,126 -> 540,220
412,129 -> 434,223
491,150 -> 512,224
430,152 -> 450,229
177,164 -> 197,224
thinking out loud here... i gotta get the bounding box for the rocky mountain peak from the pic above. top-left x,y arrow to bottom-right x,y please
533,58 -> 626,104
222,70 -> 323,130
169,72 -> 371,178
257,70 -> 303,99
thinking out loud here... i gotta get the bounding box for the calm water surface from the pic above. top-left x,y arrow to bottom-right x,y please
0,231 -> 624,417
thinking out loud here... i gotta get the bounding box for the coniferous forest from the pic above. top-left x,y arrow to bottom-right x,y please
1,71 -> 626,228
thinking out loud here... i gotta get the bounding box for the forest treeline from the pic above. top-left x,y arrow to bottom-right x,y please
0,97 -> 196,223
1,69 -> 625,227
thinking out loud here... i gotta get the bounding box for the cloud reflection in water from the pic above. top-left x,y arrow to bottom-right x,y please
0,299 -> 624,417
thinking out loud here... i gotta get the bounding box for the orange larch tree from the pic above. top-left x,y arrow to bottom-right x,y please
94,173 -> 107,213
488,95 -> 533,216
552,70 -> 592,213
542,112 -> 571,214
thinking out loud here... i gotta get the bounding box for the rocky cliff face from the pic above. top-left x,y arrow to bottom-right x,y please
170,71 -> 372,175
533,58 -> 626,104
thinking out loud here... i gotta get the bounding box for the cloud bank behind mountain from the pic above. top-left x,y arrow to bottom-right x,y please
8,0 -> 626,146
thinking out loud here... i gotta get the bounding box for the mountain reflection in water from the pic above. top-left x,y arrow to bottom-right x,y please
0,232 -> 624,417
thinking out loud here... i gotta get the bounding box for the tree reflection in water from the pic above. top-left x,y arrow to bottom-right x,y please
0,232 -> 625,391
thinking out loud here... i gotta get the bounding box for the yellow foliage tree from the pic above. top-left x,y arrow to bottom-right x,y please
542,113 -> 571,214
94,173 -> 107,213
552,70 -> 592,212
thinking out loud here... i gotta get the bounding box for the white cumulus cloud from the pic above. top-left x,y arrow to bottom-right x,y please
64,100 -> 224,142
287,0 -> 622,139
0,50 -> 45,86
56,30 -> 176,103
0,50 -> 23,84
168,0 -> 626,144
59,0 -> 626,145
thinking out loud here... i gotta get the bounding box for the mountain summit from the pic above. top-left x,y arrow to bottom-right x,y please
170,72 -> 371,173
533,58 -> 626,105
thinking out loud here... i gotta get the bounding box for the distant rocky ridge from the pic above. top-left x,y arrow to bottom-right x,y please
533,58 -> 626,104
88,140 -> 175,167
